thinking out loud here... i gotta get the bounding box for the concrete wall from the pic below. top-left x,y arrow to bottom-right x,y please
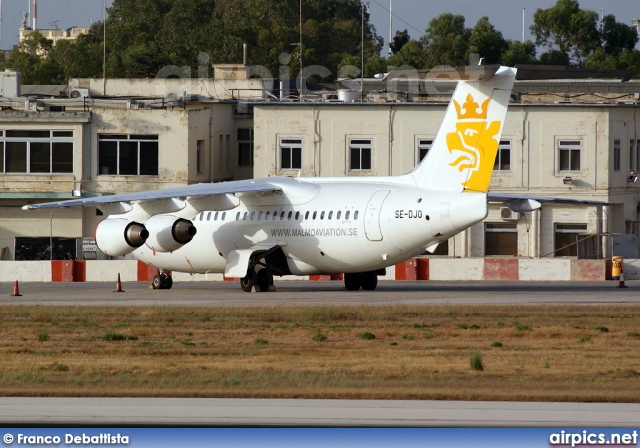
0,258 -> 626,283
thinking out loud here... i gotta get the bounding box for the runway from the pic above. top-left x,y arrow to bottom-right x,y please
2,280 -> 638,306
2,397 -> 640,427
2,280 -> 638,427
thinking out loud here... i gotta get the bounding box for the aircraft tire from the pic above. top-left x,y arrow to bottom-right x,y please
344,273 -> 362,291
151,275 -> 163,290
257,269 -> 273,292
240,270 -> 257,292
162,274 -> 173,290
361,271 -> 378,291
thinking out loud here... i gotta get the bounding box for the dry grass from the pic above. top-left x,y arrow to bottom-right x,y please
1,304 -> 640,401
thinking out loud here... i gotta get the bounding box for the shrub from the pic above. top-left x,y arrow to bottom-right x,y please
389,342 -> 398,346
127,335 -> 138,341
595,326 -> 609,333
102,332 -> 126,341
515,323 -> 532,332
359,331 -> 376,340
490,342 -> 503,347
470,351 -> 484,371
401,334 -> 414,340
627,332 -> 640,338
255,338 -> 269,345
312,332 -> 327,342
37,333 -> 49,342
423,332 -> 434,339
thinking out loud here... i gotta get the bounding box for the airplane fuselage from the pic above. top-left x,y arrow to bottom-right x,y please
132,178 -> 488,276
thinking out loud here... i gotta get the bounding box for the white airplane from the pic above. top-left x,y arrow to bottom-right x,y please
22,65 -> 600,292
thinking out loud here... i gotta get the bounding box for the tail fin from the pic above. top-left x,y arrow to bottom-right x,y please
410,66 -> 517,193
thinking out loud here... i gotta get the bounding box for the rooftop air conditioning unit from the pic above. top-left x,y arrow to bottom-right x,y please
500,207 -> 519,221
68,88 -> 90,98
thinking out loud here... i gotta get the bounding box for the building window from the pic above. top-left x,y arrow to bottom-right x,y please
485,223 -> 518,256
237,128 -> 253,167
494,140 -> 511,171
98,134 -> 158,175
554,223 -> 587,257
614,139 -> 621,172
417,138 -> 433,164
0,130 -> 73,174
349,138 -> 372,171
196,140 -> 204,174
558,139 -> 581,172
280,138 -> 302,170
631,139 -> 640,172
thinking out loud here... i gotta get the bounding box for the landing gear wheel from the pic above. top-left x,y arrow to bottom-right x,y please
151,273 -> 173,290
344,273 -> 362,291
162,274 -> 173,290
257,269 -> 274,292
240,269 -> 257,292
361,271 -> 378,291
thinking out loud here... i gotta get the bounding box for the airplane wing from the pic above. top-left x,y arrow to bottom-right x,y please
22,179 -> 282,210
488,192 -> 612,213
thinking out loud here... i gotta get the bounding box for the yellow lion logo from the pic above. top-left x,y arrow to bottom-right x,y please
447,93 -> 501,192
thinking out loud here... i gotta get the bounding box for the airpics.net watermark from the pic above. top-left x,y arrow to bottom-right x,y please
4,433 -> 130,445
549,430 -> 638,447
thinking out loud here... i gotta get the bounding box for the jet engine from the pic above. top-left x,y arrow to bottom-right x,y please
144,215 -> 197,253
95,219 -> 149,256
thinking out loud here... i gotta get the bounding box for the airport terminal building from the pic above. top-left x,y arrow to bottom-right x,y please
0,65 -> 639,262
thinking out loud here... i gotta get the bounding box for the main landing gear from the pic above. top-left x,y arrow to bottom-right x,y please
344,271 -> 379,291
240,267 -> 274,292
151,270 -> 173,289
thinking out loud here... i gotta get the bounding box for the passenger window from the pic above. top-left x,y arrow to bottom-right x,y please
265,211 -> 270,220
258,211 -> 263,220
273,211 -> 277,220
214,212 -> 219,221
279,211 -> 284,220
345,211 -> 350,220
243,212 -> 248,221
199,213 -> 203,221
295,211 -> 300,220
250,211 -> 255,220
320,211 -> 325,220
313,211 -> 317,220
337,211 -> 341,220
236,212 -> 240,220
328,211 -> 333,220
207,212 -> 211,221
305,211 -> 309,220
221,212 -> 226,220
354,211 -> 359,219
287,211 -> 293,220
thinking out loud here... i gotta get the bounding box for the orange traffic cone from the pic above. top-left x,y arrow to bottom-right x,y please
114,273 -> 125,293
10,280 -> 21,297
618,272 -> 628,288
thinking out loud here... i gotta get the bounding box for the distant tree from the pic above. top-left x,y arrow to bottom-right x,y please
500,40 -> 538,66
52,26 -> 104,80
387,40 -> 427,69
4,32 -> 64,85
420,13 -> 470,68
530,0 -> 600,65
389,29 -> 410,55
468,17 -> 507,65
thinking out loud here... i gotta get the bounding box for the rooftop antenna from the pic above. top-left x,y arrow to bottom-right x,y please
388,0 -> 392,56
49,20 -> 59,30
522,8 -> 525,43
0,0 -> 3,51
32,0 -> 36,30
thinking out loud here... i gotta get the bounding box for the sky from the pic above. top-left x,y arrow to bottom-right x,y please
1,0 -> 638,53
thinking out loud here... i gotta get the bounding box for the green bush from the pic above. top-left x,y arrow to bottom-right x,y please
470,351 -> 484,371
102,332 -> 126,341
312,332 -> 327,342
490,342 -> 503,347
255,338 -> 269,345
37,333 -> 49,342
359,331 -> 376,340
